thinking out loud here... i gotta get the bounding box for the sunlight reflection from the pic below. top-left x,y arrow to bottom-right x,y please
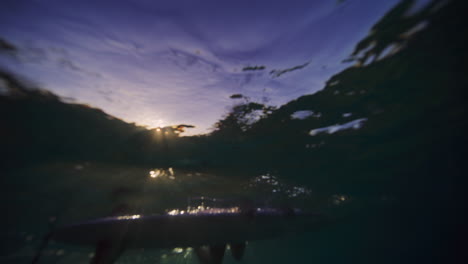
172,247 -> 184,253
149,168 -> 175,179
248,174 -> 311,198
149,170 -> 160,178
166,206 -> 240,216
331,194 -> 349,205
161,247 -> 193,262
116,214 -> 141,220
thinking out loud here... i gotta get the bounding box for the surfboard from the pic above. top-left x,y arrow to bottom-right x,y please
48,208 -> 326,264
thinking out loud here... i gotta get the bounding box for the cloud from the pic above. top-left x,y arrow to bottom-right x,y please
56,58 -> 102,77
165,48 -> 222,73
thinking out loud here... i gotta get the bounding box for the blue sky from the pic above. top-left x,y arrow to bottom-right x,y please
0,0 -> 408,135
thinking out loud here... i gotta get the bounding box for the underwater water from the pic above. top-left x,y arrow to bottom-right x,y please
1,0 -> 467,263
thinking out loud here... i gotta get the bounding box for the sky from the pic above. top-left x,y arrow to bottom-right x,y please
0,0 -> 410,135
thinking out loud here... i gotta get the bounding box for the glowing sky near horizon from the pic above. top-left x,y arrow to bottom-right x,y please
0,0 -> 408,135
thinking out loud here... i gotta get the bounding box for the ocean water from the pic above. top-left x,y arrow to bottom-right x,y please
1,0 -> 466,263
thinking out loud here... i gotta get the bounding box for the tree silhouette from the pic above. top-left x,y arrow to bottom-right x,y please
344,0 -> 441,65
